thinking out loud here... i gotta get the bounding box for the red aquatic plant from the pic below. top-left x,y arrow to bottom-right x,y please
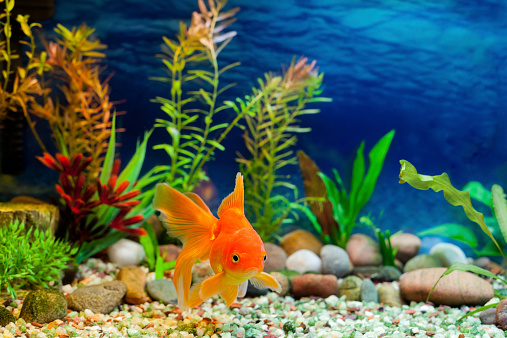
37,152 -> 146,245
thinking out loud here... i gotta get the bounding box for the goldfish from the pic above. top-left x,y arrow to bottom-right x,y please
153,173 -> 281,310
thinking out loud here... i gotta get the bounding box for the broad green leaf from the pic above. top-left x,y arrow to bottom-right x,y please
492,184 -> 507,244
99,114 -> 116,183
399,160 -> 507,265
463,181 -> 492,207
417,223 -> 478,248
348,141 -> 365,223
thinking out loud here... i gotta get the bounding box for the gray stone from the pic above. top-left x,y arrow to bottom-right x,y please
19,289 -> 67,324
360,279 -> 378,303
67,280 -> 127,314
320,244 -> 352,278
479,307 -> 497,325
108,239 -> 145,267
0,306 -> 15,326
263,243 -> 287,272
403,254 -> 442,273
429,243 -> 468,267
352,266 -> 401,282
147,279 -> 177,304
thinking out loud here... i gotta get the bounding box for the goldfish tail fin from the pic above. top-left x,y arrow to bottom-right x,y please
217,173 -> 244,217
153,183 -> 218,309
188,281 -> 204,309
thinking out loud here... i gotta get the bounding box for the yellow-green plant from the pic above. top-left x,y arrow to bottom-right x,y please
0,0 -> 44,148
235,57 -> 327,241
399,160 -> 507,320
152,0 -> 246,193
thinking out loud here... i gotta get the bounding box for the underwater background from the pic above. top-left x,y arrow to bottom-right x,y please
7,0 -> 507,254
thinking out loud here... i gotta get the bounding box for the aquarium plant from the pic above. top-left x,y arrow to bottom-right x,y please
0,220 -> 77,300
29,23 -> 112,182
359,215 -> 399,267
299,130 -> 395,248
151,0 -> 245,193
139,223 -> 176,279
38,116 -> 157,263
235,57 -> 327,242
416,181 -> 507,257
399,160 -> 507,320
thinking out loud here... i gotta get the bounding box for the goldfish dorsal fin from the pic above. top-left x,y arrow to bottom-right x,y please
184,192 -> 213,215
217,173 -> 244,217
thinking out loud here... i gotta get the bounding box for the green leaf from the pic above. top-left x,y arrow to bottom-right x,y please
416,223 -> 478,248
99,114 -> 117,183
399,160 -> 507,265
206,140 -> 225,151
463,181 -> 492,207
492,184 -> 507,245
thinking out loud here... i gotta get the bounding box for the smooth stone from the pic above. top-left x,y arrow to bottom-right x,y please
19,289 -> 67,324
158,244 -> 181,262
67,280 -> 127,314
269,272 -> 290,297
497,298 -> 507,330
108,239 -> 145,267
146,279 -> 177,304
339,275 -> 362,301
390,233 -> 421,264
352,266 -> 401,282
263,243 -> 287,272
285,249 -> 322,274
320,244 -> 352,278
0,306 -> 15,326
403,254 -> 442,272
279,229 -> 323,256
360,279 -> 378,303
429,243 -> 468,267
291,274 -> 338,298
399,267 -> 494,306
346,233 -> 382,267
480,307 -> 498,325
378,284 -> 403,307
117,266 -> 150,304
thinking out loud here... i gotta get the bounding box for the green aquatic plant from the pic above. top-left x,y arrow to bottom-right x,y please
0,220 -> 77,300
359,215 -> 399,267
39,116 -> 159,263
139,222 -> 176,279
398,160 -> 507,321
301,130 -> 395,248
416,181 -> 507,257
235,57 -> 327,242
151,0 -> 244,193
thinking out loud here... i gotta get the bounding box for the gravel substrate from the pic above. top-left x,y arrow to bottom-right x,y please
1,259 -> 505,338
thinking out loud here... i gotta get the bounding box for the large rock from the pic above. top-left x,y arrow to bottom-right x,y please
390,233 -> 421,264
67,280 -> 127,314
399,267 -> 494,306
279,229 -> 323,256
0,202 -> 59,235
320,244 -> 352,278
285,249 -> 322,274
291,274 -> 338,298
346,233 -> 382,266
263,243 -> 287,272
0,306 -> 15,326
19,289 -> 67,324
117,266 -> 150,304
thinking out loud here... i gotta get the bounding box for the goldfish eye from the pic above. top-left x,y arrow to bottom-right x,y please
231,254 -> 240,263
263,255 -> 267,262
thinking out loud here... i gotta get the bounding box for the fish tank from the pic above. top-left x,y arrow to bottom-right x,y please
0,0 -> 506,336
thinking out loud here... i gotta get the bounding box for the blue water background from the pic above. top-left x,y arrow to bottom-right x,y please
14,0 -> 507,254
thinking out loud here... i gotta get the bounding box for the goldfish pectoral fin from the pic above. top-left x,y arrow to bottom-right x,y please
199,272 -> 228,301
250,272 -> 282,293
220,285 -> 239,308
188,282 -> 204,309
237,280 -> 248,298
217,173 -> 244,217
173,252 -> 198,310
184,192 -> 213,215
